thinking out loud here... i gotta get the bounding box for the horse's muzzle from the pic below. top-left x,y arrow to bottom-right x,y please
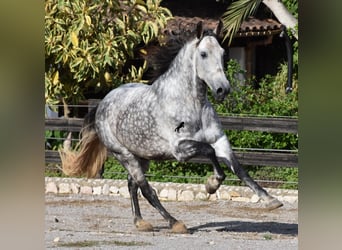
215,86 -> 230,102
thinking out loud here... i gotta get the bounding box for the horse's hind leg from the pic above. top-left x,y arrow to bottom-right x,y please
118,154 -> 188,233
128,175 -> 153,231
127,160 -> 153,232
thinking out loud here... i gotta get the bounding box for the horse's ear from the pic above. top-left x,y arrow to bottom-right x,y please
214,20 -> 223,36
196,21 -> 203,39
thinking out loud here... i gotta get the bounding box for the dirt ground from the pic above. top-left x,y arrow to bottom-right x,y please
45,193 -> 298,249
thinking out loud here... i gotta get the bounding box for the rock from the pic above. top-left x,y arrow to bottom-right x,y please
218,190 -> 231,200
70,183 -> 80,194
159,188 -> 168,200
80,186 -> 93,195
119,186 -> 130,198
102,184 -> 110,195
229,190 -> 241,197
93,186 -> 102,195
178,190 -> 194,201
232,197 -> 250,202
168,188 -> 177,201
251,194 -> 260,203
58,183 -> 70,194
208,193 -> 217,201
109,186 -> 119,195
45,182 -> 58,194
195,192 -> 207,201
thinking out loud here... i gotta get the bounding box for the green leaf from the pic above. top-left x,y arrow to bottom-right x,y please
222,0 -> 262,44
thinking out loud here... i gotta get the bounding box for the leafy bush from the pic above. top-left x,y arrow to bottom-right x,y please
45,0 -> 171,106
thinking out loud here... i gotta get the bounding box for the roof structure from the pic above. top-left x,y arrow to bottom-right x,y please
163,16 -> 283,38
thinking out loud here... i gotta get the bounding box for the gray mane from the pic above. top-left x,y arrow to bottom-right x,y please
147,30 -> 218,83
146,36 -> 190,83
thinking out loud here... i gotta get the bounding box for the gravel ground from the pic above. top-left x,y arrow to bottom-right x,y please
45,193 -> 298,249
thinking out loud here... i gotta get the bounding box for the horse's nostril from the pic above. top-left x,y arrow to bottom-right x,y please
217,88 -> 223,94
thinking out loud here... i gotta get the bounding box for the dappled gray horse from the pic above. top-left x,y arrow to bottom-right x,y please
61,21 -> 283,234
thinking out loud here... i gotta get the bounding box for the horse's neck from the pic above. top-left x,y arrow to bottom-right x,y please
152,41 -> 207,105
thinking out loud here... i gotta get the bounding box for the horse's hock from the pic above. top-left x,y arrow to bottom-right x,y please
45,177 -> 298,204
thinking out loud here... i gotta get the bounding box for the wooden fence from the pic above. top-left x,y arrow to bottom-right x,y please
45,115 -> 298,168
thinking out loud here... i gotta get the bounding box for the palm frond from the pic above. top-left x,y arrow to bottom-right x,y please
222,0 -> 262,44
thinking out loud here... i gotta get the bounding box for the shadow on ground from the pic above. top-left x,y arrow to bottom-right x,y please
189,221 -> 298,236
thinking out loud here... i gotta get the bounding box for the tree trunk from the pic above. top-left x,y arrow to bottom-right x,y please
262,0 -> 298,39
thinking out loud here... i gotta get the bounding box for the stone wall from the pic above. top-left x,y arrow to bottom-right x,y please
45,177 -> 298,204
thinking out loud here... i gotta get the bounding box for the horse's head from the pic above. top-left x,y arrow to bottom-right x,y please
194,21 -> 230,102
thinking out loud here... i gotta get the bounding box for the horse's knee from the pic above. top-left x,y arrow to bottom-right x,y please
175,139 -> 216,161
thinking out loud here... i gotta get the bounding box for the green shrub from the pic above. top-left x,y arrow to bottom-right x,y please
45,0 -> 171,106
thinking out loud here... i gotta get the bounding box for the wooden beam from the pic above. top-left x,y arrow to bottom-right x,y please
45,116 -> 298,134
219,115 -> 297,134
45,150 -> 298,167
45,118 -> 83,132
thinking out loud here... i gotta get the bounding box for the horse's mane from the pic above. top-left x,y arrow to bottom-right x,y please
145,33 -> 193,83
145,29 -> 219,84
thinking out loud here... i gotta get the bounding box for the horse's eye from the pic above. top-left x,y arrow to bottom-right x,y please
200,51 -> 207,58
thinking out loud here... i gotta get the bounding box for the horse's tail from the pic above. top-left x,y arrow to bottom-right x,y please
59,107 -> 107,178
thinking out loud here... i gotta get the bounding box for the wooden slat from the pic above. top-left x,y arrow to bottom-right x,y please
45,150 -> 298,167
218,115 -> 298,134
45,150 -> 61,163
45,116 -> 298,134
191,151 -> 298,167
45,118 -> 83,132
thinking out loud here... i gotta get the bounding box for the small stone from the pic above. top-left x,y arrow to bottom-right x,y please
80,186 -> 93,194
93,186 -> 102,195
178,190 -> 194,201
53,237 -> 60,243
102,184 -> 110,195
119,186 -> 130,198
159,188 -> 168,200
168,188 -> 177,201
109,186 -> 119,195
232,197 -> 250,202
218,190 -> 231,200
70,183 -> 80,194
251,194 -> 260,203
229,190 -> 241,197
208,193 -> 217,201
45,182 -> 58,194
58,183 -> 70,194
195,192 -> 207,201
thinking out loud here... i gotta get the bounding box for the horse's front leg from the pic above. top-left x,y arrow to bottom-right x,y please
176,140 -> 226,194
212,136 -> 283,210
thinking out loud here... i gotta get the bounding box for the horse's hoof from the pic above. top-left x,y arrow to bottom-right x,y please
171,221 -> 188,234
264,197 -> 283,210
205,175 -> 220,194
135,219 -> 154,232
